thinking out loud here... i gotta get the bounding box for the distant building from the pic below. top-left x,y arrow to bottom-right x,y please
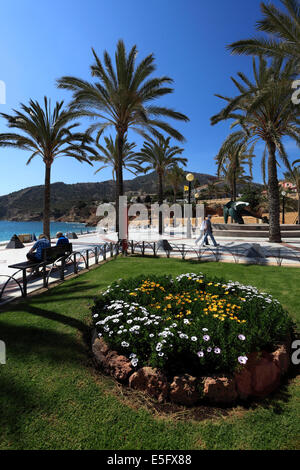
279,181 -> 297,192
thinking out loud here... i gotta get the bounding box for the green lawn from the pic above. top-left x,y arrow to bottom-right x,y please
0,257 -> 299,450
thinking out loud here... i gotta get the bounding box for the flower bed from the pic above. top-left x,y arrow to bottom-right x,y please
91,273 -> 292,404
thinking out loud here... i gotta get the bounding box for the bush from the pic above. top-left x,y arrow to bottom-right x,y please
91,273 -> 291,377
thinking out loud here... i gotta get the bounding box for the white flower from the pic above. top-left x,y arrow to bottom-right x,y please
121,341 -> 129,348
203,335 -> 210,341
207,347 -> 212,353
127,319 -> 133,324
179,333 -> 188,339
158,352 -> 164,357
183,319 -> 190,325
98,333 -> 102,337
214,347 -> 221,354
129,353 -> 136,359
191,336 -> 197,342
202,328 -> 208,332
131,358 -> 138,367
197,351 -> 204,358
238,356 -> 248,365
149,333 -> 154,338
238,334 -> 246,341
93,314 -> 99,318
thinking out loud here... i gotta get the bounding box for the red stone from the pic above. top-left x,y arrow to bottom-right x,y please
129,367 -> 169,403
169,375 -> 200,406
108,354 -> 133,382
235,351 -> 281,399
203,375 -> 237,403
272,344 -> 290,375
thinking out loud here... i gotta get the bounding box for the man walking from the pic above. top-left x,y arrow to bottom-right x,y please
200,215 -> 219,247
195,217 -> 209,246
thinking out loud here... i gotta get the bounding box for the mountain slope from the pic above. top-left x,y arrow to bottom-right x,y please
0,171 -> 217,222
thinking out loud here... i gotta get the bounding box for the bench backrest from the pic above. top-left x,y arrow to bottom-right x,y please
42,243 -> 73,263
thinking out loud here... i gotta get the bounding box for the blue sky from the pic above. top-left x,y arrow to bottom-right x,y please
0,0 -> 296,196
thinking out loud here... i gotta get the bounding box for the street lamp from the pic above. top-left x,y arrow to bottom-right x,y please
281,190 -> 286,225
186,173 -> 194,238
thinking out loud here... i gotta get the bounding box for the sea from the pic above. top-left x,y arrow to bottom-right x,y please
0,220 -> 95,243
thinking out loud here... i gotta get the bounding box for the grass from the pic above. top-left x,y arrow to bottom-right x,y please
0,257 -> 299,450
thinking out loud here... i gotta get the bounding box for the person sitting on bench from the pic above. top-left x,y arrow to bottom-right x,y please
26,234 -> 50,263
56,232 -> 69,246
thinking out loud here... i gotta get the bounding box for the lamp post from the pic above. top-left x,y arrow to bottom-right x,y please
186,173 -> 194,238
281,190 -> 286,225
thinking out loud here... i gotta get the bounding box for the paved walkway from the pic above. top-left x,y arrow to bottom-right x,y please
0,228 -> 299,305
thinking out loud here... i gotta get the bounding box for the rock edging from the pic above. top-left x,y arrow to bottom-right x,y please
92,331 -> 291,405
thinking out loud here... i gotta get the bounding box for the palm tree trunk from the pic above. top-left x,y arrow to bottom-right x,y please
233,173 -> 237,202
43,164 -> 51,239
297,188 -> 300,225
116,133 -> 124,239
267,141 -> 281,243
158,172 -> 164,235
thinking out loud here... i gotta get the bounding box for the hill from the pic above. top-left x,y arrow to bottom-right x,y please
0,171 -> 218,223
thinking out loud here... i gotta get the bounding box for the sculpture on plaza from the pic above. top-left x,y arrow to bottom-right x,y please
223,200 -> 269,225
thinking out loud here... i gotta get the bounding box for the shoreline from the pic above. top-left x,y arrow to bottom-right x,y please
0,222 -> 97,246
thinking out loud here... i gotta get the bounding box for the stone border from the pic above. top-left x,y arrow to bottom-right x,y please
91,330 -> 291,406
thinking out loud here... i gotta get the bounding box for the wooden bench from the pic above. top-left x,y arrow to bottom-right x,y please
8,243 -> 73,296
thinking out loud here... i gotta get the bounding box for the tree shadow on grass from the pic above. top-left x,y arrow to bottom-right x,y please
0,373 -> 47,449
0,321 -> 88,366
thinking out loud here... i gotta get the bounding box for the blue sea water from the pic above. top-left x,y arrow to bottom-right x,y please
0,220 -> 94,242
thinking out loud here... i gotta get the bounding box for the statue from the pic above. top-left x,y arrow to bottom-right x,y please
223,200 -> 269,224
224,201 -> 250,224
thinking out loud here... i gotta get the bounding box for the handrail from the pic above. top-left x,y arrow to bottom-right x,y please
1,240 -> 299,304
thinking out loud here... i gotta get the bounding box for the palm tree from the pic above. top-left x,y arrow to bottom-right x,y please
166,165 -> 186,202
215,133 -> 254,201
284,160 -> 300,223
90,135 -> 139,180
136,135 -> 187,233
228,0 -> 300,65
0,97 -> 93,238
211,57 -> 300,242
205,181 -> 222,200
57,40 -> 189,237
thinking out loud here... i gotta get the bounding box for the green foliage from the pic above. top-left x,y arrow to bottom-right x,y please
239,185 -> 263,209
92,273 -> 291,376
229,0 -> 300,65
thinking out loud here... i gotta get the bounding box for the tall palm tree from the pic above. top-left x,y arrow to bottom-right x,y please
228,0 -> 300,65
284,159 -> 300,223
211,57 -> 300,242
90,135 -> 139,180
166,165 -> 186,202
57,40 -> 189,237
0,97 -> 93,238
205,181 -> 222,200
215,133 -> 254,201
136,135 -> 187,233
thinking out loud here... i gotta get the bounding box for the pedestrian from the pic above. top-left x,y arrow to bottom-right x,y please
200,215 -> 219,247
195,217 -> 209,245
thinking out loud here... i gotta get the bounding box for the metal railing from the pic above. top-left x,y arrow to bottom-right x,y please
1,240 -> 299,304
